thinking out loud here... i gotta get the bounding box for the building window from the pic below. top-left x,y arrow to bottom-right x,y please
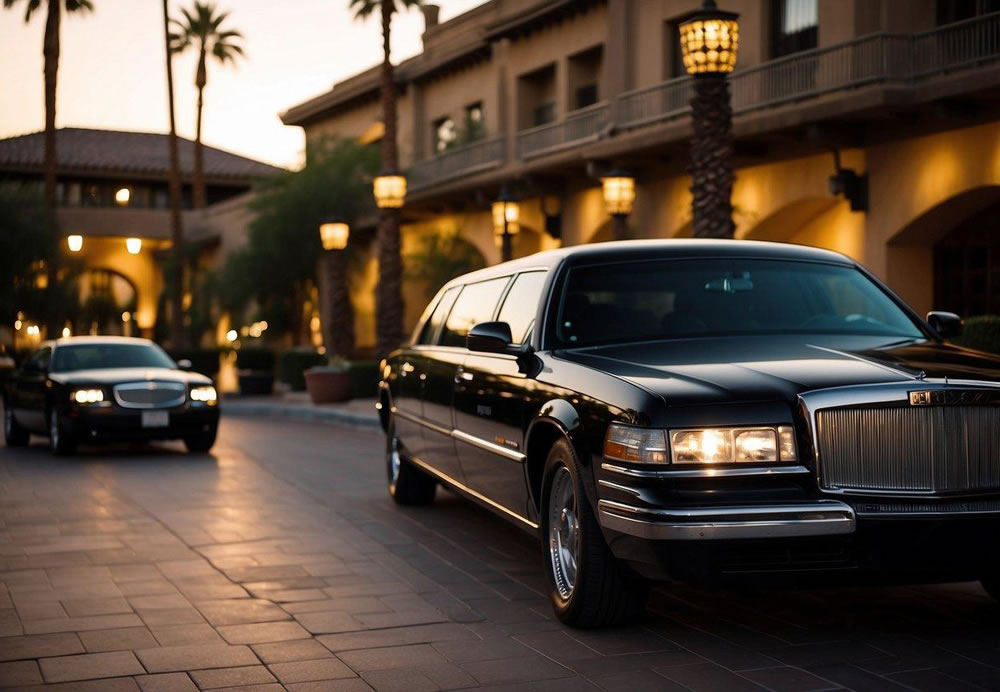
517,64 -> 557,130
568,45 -> 603,110
770,0 -> 818,58
533,103 -> 556,127
937,0 -> 1000,24
460,102 -> 485,144
433,116 -> 457,153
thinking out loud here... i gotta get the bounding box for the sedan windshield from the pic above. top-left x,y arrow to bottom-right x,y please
51,343 -> 177,372
554,258 -> 925,348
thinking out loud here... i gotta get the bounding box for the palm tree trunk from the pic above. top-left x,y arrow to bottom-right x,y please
375,0 -> 404,359
324,251 -> 355,358
162,0 -> 187,347
42,0 -> 60,209
689,76 -> 736,239
193,50 -> 207,209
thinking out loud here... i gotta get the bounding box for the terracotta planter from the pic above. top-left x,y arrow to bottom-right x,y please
304,368 -> 352,403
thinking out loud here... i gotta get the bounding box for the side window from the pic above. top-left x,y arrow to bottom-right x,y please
417,287 -> 459,345
26,346 -> 52,371
440,277 -> 511,348
497,271 -> 548,344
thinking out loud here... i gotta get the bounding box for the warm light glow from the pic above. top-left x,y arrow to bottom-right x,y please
310,315 -> 321,332
61,327 -> 71,338
14,319 -> 22,330
492,200 -> 520,236
373,173 -> 406,208
679,3 -> 740,75
226,329 -> 238,342
122,312 -> 131,323
26,325 -> 40,336
125,237 -> 142,254
115,187 -> 131,206
67,235 -> 83,252
319,222 -> 350,250
602,174 -> 636,216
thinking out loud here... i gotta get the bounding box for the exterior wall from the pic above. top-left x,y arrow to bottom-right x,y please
419,60 -> 495,155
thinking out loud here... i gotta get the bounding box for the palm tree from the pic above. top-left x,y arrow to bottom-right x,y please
170,2 -> 244,209
3,0 -> 93,208
162,0 -> 186,347
349,0 -> 422,358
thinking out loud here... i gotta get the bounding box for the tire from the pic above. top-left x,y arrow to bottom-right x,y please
386,418 -> 436,505
184,425 -> 218,453
4,402 -> 30,447
49,408 -> 77,456
540,438 -> 648,627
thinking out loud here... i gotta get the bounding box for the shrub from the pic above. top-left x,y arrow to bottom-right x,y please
235,347 -> 276,373
167,348 -> 223,377
954,315 -> 1000,354
278,350 -> 328,391
348,360 -> 380,399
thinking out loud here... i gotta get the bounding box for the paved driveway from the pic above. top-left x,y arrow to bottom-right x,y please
1,413 -> 999,691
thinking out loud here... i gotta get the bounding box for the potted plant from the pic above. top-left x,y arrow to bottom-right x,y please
304,356 -> 352,403
236,348 -> 276,396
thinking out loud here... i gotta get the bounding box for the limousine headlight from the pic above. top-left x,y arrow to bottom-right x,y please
190,385 -> 218,404
71,388 -> 105,405
604,423 -> 797,464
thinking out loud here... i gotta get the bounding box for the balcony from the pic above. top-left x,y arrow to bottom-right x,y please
408,136 -> 506,192
616,11 -> 1000,131
518,102 -> 610,160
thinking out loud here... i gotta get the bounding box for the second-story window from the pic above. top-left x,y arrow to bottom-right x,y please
937,0 -> 1000,24
460,102 -> 485,144
433,116 -> 457,153
518,64 -> 557,129
770,0 -> 818,58
568,45 -> 603,110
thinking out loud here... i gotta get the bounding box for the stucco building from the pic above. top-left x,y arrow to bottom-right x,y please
0,127 -> 281,342
282,0 -> 1000,347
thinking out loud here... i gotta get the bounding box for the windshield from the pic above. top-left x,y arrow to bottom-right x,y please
554,258 -> 925,348
51,343 -> 177,372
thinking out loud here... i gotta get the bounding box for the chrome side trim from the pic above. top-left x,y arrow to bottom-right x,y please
113,381 -> 187,410
406,453 -> 538,530
452,429 -> 526,463
392,406 -> 451,438
597,479 -> 643,498
597,499 -> 856,540
601,462 -> 810,479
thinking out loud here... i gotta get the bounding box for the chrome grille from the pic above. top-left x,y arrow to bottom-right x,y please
817,406 -> 1000,494
113,382 -> 186,409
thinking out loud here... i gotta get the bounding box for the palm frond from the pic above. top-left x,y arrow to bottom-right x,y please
349,0 -> 377,20
65,0 -> 94,11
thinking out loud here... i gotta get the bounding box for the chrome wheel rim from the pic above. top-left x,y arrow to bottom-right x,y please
388,432 -> 401,489
548,465 -> 579,600
49,411 -> 59,449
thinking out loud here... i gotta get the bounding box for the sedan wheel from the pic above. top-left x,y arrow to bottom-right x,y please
385,418 -> 436,505
4,405 -> 29,447
49,409 -> 76,456
541,438 -> 647,627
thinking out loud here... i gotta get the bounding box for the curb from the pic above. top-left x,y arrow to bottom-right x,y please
223,402 -> 382,430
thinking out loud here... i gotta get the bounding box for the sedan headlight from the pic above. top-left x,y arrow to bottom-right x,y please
190,385 -> 218,404
71,388 -> 105,405
604,423 -> 797,464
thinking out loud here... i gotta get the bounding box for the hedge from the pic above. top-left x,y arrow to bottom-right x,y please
954,315 -> 1000,355
348,360 -> 380,399
235,347 -> 276,373
278,350 -> 328,391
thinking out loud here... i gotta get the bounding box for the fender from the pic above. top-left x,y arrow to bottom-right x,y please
524,398 -> 591,514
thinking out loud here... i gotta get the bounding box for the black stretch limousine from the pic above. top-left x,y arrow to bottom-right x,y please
377,240 -> 1000,627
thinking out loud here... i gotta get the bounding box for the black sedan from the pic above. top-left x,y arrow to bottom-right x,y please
3,336 -> 219,455
378,239 -> 1000,627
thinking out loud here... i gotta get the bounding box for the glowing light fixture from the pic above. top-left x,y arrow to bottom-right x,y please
601,170 -> 636,216
115,187 -> 131,206
373,172 -> 406,209
122,312 -> 131,323
125,237 -> 142,254
226,329 -> 238,342
678,0 -> 740,75
67,235 -> 83,253
61,327 -> 71,338
319,221 -> 350,250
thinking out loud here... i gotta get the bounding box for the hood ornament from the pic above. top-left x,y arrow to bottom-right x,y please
916,370 -> 926,380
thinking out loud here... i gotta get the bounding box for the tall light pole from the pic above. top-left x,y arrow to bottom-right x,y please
319,221 -> 353,358
372,170 -> 406,357
601,170 -> 636,241
492,185 -> 520,263
679,0 -> 740,238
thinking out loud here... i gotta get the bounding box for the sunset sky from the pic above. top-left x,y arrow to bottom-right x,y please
0,0 -> 488,170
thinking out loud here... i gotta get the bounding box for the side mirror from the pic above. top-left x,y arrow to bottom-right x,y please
176,359 -> 193,371
927,311 -> 963,339
467,321 -> 514,354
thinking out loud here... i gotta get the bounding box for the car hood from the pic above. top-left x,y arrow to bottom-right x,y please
49,368 -> 211,386
556,334 -> 1000,406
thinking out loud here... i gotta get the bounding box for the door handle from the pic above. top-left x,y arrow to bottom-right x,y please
454,367 -> 473,384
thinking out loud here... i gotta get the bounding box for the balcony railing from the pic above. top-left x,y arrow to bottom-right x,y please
408,136 -> 506,192
518,102 -> 610,160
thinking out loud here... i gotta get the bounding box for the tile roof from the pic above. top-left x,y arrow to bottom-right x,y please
0,127 -> 284,181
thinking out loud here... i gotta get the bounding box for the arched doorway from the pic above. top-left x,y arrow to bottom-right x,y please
76,269 -> 139,336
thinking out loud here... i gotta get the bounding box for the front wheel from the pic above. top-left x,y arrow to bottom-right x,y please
541,438 -> 647,627
184,425 -> 218,454
49,409 -> 77,456
4,403 -> 30,447
386,419 -> 436,505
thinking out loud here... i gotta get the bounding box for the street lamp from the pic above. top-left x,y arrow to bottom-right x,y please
318,220 -> 354,358
115,187 -> 131,207
601,170 -> 636,241
126,237 -> 142,255
67,235 -> 83,253
679,0 -> 740,238
373,172 -> 406,209
492,185 -> 520,262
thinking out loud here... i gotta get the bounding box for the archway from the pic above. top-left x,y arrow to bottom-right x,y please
741,197 -> 863,260
888,185 -> 1000,317
75,269 -> 139,336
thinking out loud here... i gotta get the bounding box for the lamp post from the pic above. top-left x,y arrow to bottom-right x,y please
318,220 -> 354,359
492,185 -> 520,263
679,0 -> 740,238
601,170 -> 636,241
372,171 -> 406,358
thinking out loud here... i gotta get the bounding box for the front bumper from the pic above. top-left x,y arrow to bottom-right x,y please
598,499 -> 856,540
63,405 -> 219,442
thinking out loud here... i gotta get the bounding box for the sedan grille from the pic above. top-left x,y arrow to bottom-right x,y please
113,382 -> 187,409
817,405 -> 1000,494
